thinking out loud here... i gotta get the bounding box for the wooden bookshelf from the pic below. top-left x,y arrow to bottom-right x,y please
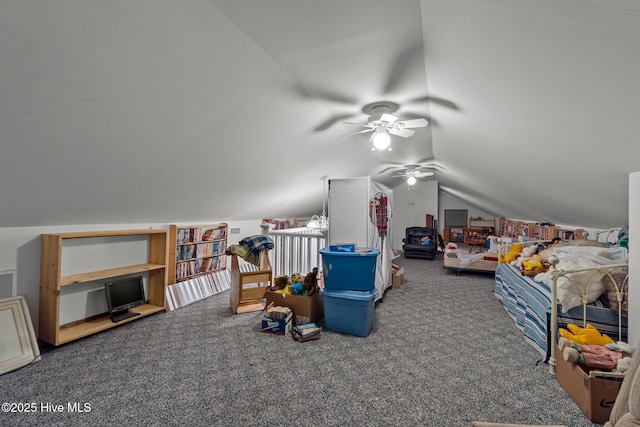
468,217 -> 495,233
168,223 -> 228,285
39,229 -> 168,346
498,218 -> 582,241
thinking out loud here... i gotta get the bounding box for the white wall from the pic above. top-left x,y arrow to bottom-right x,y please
0,220 -> 263,330
629,172 -> 639,347
438,192 -> 495,235
391,180 -> 438,250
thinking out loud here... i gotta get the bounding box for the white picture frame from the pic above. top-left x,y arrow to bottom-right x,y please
0,296 -> 41,375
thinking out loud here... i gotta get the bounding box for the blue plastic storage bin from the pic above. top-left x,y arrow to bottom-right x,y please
321,288 -> 377,337
320,247 -> 379,291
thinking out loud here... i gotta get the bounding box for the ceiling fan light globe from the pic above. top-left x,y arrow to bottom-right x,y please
407,176 -> 417,185
372,131 -> 391,150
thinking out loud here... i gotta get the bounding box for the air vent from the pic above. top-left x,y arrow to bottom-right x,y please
0,269 -> 17,299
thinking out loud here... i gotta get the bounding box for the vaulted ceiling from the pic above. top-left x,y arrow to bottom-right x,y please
1,0 -> 638,229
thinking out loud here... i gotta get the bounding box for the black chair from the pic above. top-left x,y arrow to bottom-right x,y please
402,227 -> 438,260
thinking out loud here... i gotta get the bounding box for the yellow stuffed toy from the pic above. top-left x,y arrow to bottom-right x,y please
559,323 -> 614,346
499,243 -> 523,264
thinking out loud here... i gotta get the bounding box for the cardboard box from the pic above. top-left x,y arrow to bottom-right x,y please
392,268 -> 404,288
261,306 -> 292,335
264,290 -> 324,325
555,346 -> 624,424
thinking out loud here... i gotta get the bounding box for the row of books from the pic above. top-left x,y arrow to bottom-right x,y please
176,241 -> 226,261
176,256 -> 226,280
165,269 -> 232,311
176,226 -> 227,244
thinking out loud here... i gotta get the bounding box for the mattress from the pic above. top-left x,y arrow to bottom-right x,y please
494,263 -> 627,361
443,256 -> 497,273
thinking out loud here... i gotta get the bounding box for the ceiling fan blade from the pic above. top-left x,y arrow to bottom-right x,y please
343,121 -> 374,127
341,128 -> 375,137
416,171 -> 435,178
379,113 -> 398,123
389,128 -> 415,138
399,118 -> 429,128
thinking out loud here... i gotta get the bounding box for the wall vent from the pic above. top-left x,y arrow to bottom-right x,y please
0,269 -> 17,299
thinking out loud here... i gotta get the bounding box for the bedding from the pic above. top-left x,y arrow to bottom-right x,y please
443,245 -> 498,274
494,263 -> 627,362
444,254 -> 497,274
537,245 -> 628,312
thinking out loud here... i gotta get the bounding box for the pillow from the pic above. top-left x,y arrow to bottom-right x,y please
550,246 -> 628,312
538,239 -> 608,262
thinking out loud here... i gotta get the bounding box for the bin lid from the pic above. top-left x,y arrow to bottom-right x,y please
320,247 -> 380,256
321,288 -> 379,301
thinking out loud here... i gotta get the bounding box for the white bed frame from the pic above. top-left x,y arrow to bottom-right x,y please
496,231 -> 628,375
548,259 -> 628,374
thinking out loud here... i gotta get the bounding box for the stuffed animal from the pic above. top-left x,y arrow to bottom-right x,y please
287,273 -> 305,295
499,243 -> 523,264
270,275 -> 289,293
303,267 -> 319,296
559,337 -> 631,371
559,323 -> 614,346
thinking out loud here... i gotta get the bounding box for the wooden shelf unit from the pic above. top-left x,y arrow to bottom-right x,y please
468,216 -> 496,234
229,252 -> 272,314
39,229 -> 168,346
168,223 -> 228,285
498,218 -> 582,241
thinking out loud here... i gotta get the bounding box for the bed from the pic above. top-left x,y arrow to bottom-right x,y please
444,253 -> 498,274
443,242 -> 499,274
493,238 -> 629,369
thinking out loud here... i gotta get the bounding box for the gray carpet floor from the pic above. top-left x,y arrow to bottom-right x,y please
0,256 -> 602,426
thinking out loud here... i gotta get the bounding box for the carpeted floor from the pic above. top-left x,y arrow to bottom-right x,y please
0,255 -> 601,426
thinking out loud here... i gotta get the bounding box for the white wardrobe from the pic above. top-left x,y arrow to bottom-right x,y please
327,176 -> 395,300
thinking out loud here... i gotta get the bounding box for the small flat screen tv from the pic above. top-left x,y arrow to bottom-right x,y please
104,276 -> 145,317
444,209 -> 468,228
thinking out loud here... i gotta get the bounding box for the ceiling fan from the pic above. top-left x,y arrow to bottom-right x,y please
342,102 -> 429,151
392,166 -> 435,185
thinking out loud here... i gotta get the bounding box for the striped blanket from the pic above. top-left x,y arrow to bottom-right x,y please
494,263 -> 627,362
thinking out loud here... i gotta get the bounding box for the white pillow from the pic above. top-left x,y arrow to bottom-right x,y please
552,246 -> 628,312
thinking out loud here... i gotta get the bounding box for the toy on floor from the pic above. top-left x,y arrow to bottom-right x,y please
559,323 -> 614,346
269,275 -> 289,293
303,267 -> 319,296
559,337 -> 632,371
285,272 -> 304,295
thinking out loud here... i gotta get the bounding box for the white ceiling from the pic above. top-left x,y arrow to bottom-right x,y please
1,0 -> 638,228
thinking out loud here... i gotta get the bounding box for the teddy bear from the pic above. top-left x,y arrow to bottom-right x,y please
559,336 -> 632,371
285,272 -> 305,295
499,243 -> 523,264
303,267 -> 319,296
269,275 -> 289,293
559,323 -> 614,346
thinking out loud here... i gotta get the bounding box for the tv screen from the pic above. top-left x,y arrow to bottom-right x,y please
444,209 -> 468,228
104,276 -> 145,315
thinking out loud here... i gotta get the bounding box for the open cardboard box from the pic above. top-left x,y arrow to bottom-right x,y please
264,290 -> 324,325
555,345 -> 624,424
392,268 -> 404,288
